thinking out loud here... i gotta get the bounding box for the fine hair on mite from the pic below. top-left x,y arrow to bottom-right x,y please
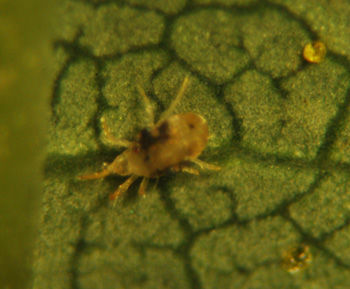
78,76 -> 221,202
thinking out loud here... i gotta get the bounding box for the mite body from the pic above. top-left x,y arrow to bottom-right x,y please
78,77 -> 220,200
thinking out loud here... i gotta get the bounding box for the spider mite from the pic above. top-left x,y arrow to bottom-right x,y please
78,76 -> 221,201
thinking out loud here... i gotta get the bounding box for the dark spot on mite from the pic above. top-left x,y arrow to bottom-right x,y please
186,147 -> 193,156
144,154 -> 150,162
139,121 -> 169,150
139,128 -> 153,150
132,144 -> 141,153
188,123 -> 195,129
158,121 -> 169,140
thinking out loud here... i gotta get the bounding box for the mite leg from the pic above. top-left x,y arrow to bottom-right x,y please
101,117 -> 133,148
154,177 -> 159,190
170,163 -> 200,175
138,177 -> 149,196
77,167 -> 111,180
159,76 -> 189,122
77,158 -> 120,180
110,174 -> 138,201
137,85 -> 155,126
191,158 -> 221,171
181,166 -> 200,175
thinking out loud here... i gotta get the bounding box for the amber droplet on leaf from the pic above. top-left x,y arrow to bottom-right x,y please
282,244 -> 312,273
303,41 -> 326,63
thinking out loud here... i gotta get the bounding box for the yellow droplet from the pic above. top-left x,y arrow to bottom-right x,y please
282,244 -> 312,274
303,41 -> 326,63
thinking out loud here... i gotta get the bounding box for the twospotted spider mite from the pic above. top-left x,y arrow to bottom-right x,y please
78,76 -> 221,201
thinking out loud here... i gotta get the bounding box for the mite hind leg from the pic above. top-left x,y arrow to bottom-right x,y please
137,85 -> 155,127
100,116 -> 133,148
159,76 -> 189,122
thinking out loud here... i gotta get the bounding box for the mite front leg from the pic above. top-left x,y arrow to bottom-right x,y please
191,158 -> 221,171
170,163 -> 199,175
78,161 -> 115,180
77,167 -> 111,180
109,175 -> 138,201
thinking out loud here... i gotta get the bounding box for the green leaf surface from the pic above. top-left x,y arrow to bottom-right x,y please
34,0 -> 350,288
